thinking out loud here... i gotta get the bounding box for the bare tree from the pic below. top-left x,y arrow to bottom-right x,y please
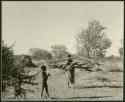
76,20 -> 111,66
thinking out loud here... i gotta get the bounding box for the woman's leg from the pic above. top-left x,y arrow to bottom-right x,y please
73,76 -> 75,89
73,81 -> 75,89
66,71 -> 71,88
67,79 -> 70,88
71,71 -> 75,89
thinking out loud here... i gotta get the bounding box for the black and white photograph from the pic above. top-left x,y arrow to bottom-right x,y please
1,1 -> 124,101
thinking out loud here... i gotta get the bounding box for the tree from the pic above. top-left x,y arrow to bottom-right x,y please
29,48 -> 52,60
119,48 -> 123,57
76,20 -> 111,66
119,39 -> 123,57
10,62 -> 37,99
51,44 -> 69,61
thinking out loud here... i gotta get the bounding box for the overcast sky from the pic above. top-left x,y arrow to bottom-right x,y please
2,1 -> 123,56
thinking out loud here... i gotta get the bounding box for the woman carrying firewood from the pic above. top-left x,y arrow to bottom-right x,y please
63,54 -> 78,89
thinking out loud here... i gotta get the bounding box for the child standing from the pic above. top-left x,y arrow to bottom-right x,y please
40,65 -> 50,98
34,65 -> 50,98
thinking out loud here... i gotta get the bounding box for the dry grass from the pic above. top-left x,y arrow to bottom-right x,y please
2,59 -> 123,101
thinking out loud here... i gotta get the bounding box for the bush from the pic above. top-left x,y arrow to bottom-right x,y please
2,44 -> 15,92
29,48 -> 52,60
2,41 -> 37,99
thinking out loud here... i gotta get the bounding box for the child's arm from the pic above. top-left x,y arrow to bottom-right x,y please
33,70 -> 41,77
47,72 -> 50,77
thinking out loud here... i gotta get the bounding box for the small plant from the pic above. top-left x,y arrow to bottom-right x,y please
95,71 -> 110,82
12,62 -> 38,99
96,76 -> 110,82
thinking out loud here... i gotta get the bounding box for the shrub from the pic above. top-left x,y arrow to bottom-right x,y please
2,41 -> 37,99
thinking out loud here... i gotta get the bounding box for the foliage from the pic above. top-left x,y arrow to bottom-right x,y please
29,48 -> 52,60
51,44 -> 69,61
76,20 -> 111,65
2,41 -> 15,92
118,39 -> 123,57
2,40 -> 37,99
119,48 -> 123,57
119,39 -> 123,57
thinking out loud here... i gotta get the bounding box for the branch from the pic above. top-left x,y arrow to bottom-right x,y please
9,41 -> 16,49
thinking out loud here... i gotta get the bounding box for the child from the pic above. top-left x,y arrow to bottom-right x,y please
33,65 -> 50,98
40,65 -> 50,98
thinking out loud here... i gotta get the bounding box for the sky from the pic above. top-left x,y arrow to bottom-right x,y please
2,1 -> 124,56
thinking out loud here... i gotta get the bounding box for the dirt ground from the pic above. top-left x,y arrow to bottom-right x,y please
2,66 -> 123,101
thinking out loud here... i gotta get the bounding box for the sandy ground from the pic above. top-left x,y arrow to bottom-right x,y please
2,67 -> 123,101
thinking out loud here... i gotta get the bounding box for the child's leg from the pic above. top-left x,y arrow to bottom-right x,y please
41,84 -> 45,98
44,83 -> 49,97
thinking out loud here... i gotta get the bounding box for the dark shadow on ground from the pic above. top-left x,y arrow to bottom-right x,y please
50,95 -> 112,99
108,70 -> 123,72
76,85 -> 123,89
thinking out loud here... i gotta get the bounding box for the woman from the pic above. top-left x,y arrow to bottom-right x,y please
64,55 -> 75,89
